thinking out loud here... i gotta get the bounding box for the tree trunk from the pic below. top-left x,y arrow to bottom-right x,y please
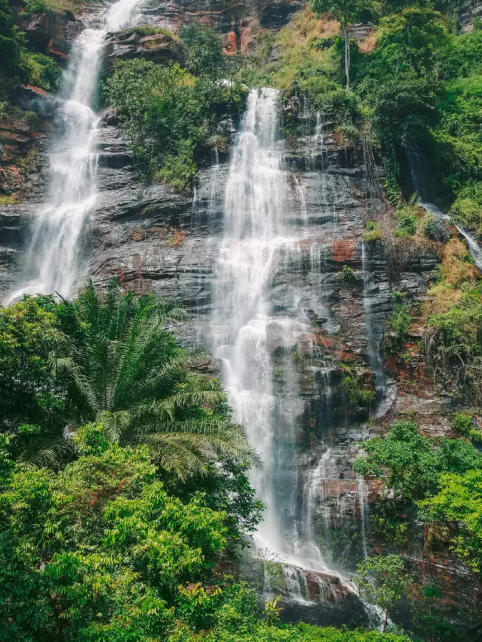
383,608 -> 388,633
344,26 -> 350,90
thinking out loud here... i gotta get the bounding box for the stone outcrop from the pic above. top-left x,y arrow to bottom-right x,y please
0,101 -> 52,198
105,29 -> 185,69
459,0 -> 482,30
12,2 -> 84,61
134,0 -> 305,54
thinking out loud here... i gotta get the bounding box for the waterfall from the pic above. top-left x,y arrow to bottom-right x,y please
4,0 -> 141,304
211,87 -> 335,580
420,201 -> 482,270
211,88 -> 290,557
405,143 -> 482,271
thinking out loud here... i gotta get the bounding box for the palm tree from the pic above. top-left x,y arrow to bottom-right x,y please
52,279 -> 256,479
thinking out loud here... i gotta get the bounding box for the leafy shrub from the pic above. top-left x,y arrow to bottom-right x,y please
363,221 -> 382,242
0,0 -> 22,78
354,420 -> 482,501
19,51 -> 62,91
335,122 -> 360,147
342,375 -> 375,406
339,264 -> 357,282
23,0 -> 48,13
180,23 -> 225,78
452,412 -> 482,443
451,183 -> 482,236
419,469 -> 482,577
156,139 -> 197,192
453,412 -> 475,436
105,59 -> 246,187
425,284 -> 482,401
385,291 -> 412,352
395,209 -> 418,237
356,555 -> 410,633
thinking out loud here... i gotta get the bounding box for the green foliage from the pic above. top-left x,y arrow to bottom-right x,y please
420,469 -> 482,577
0,0 -> 62,95
450,181 -> 482,237
425,286 -> 482,402
0,425 -> 408,642
104,59 -> 246,188
339,264 -> 358,282
431,74 -> 482,198
23,0 -> 48,13
50,279 -> 255,480
0,0 -> 22,80
170,621 -> 408,642
395,209 -> 418,237
370,501 -> 408,547
341,374 -> 375,406
409,583 -> 458,642
0,296 -> 68,436
156,139 -> 197,193
354,420 -> 482,502
180,23 -> 225,78
363,221 -> 382,242
453,412 -> 475,437
19,51 -> 62,91
312,0 -> 375,88
385,291 -> 412,352
0,441 -> 228,641
262,595 -> 283,625
355,555 -> 410,632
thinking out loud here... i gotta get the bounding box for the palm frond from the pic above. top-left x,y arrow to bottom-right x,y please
132,419 -> 260,472
49,355 -> 98,416
19,436 -> 78,469
97,410 -> 133,444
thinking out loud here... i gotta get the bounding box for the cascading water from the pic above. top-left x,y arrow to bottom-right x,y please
211,88 -> 292,559
406,143 -> 482,270
210,89 -> 387,628
4,0 -> 141,304
211,88 -> 342,590
420,201 -> 482,270
361,241 -> 386,398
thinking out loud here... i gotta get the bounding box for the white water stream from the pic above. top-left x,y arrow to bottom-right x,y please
211,88 -> 298,561
211,88 -> 367,596
420,201 -> 482,270
209,89 -> 389,628
4,0 -> 141,304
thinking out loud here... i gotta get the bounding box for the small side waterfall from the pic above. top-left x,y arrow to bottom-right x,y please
5,0 -> 141,303
406,142 -> 482,270
420,201 -> 482,270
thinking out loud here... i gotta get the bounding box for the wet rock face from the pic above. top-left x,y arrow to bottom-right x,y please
0,105 -> 52,197
14,6 -> 83,61
104,30 -> 185,69
459,0 -> 482,29
134,0 -> 306,54
242,553 -> 369,627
